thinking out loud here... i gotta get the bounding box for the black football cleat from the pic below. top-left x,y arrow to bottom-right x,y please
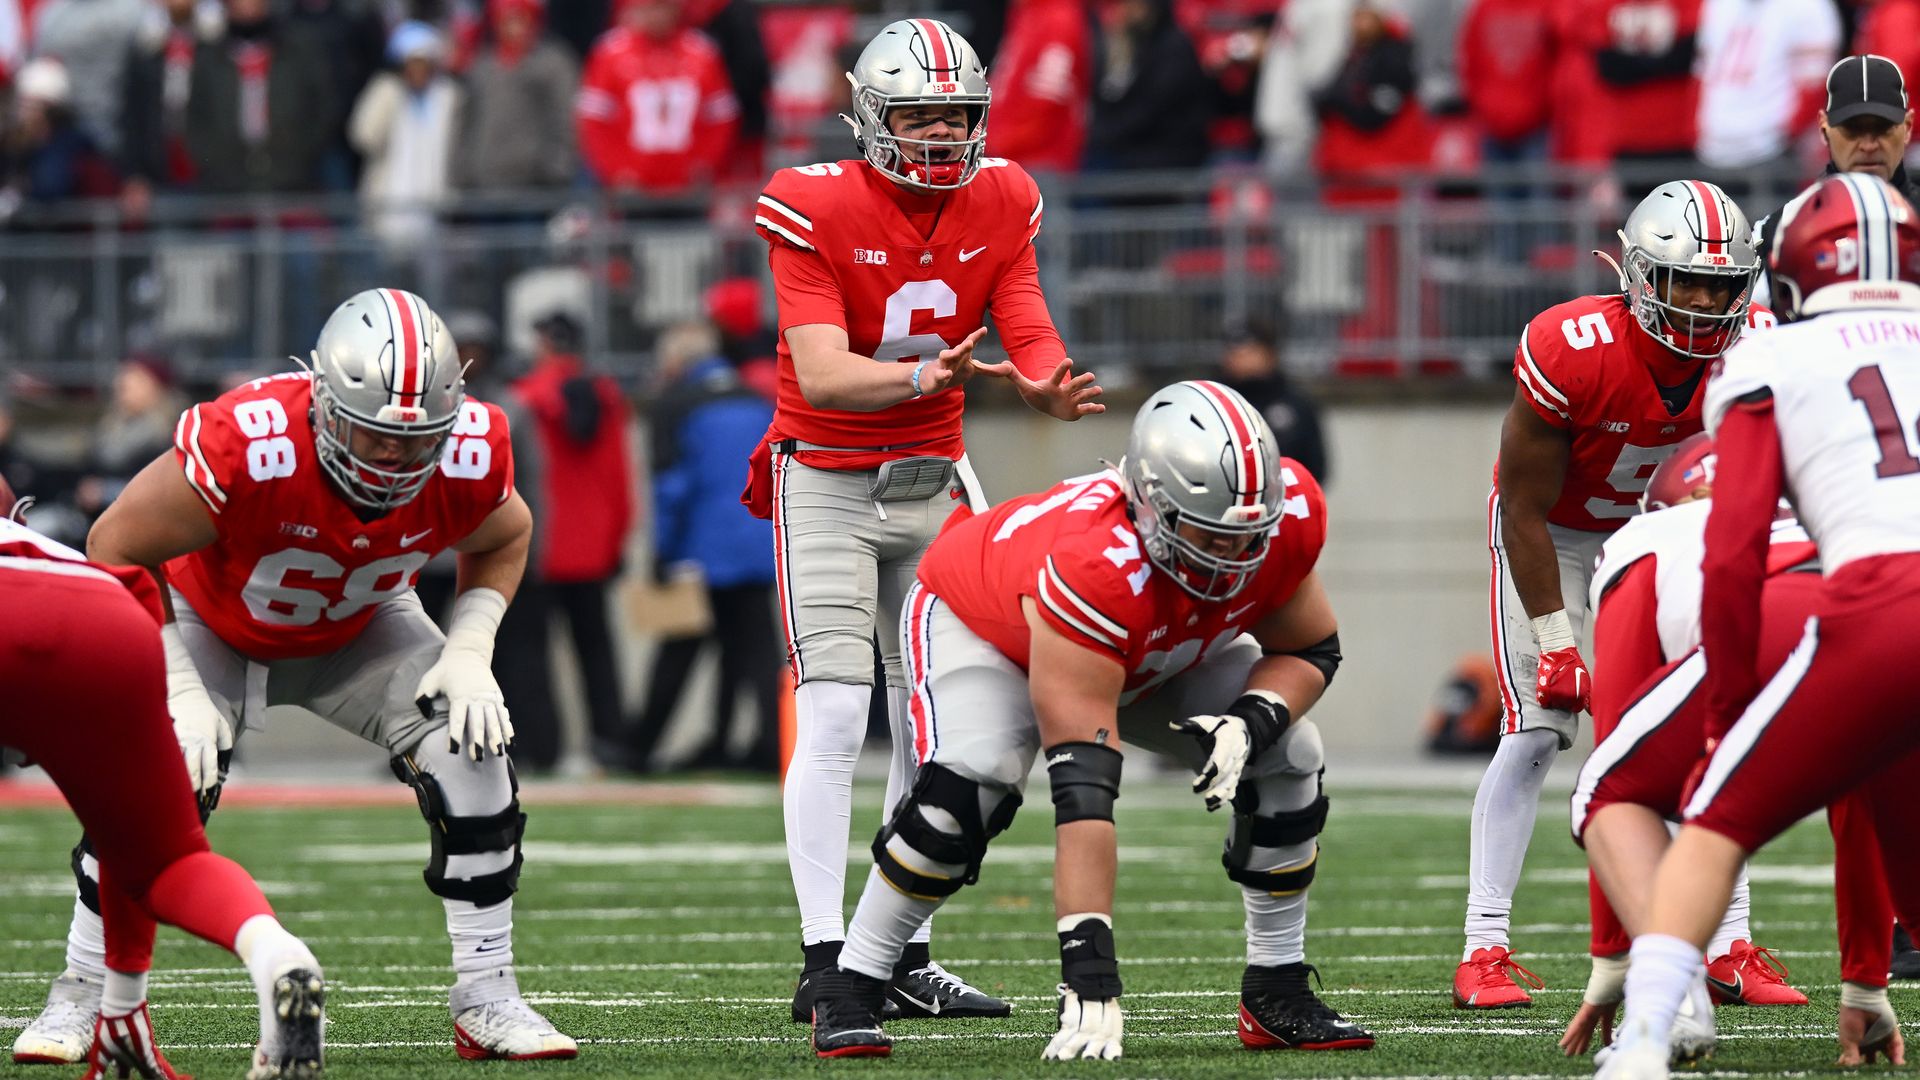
1238,963 -> 1375,1051
810,969 -> 892,1059
793,956 -> 901,1023
1893,925 -> 1920,981
888,960 -> 1012,1019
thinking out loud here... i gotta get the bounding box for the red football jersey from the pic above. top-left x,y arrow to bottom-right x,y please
0,517 -> 164,624
918,462 -> 1328,705
576,26 -> 740,193
1499,294 -> 1773,532
166,373 -> 514,661
754,157 -> 1068,470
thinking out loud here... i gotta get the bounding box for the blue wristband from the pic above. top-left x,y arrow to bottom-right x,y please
911,359 -> 933,398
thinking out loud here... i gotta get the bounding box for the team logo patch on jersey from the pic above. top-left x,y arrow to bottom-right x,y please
1600,420 -> 1631,433
853,248 -> 889,266
279,522 -> 318,539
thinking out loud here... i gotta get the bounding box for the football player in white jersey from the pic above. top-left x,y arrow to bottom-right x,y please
1598,174 -> 1920,1078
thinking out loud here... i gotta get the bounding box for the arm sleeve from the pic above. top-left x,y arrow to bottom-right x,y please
769,244 -> 846,333
988,241 -> 1069,378
1590,558 -> 1667,737
1700,398 -> 1785,734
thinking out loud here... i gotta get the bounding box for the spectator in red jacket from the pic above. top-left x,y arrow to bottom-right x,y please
511,311 -> 637,766
1457,0 -> 1557,259
1312,2 -> 1431,204
576,0 -> 739,196
1554,0 -> 1701,169
990,0 -> 1093,173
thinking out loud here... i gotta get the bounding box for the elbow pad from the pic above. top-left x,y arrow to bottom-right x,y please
1268,631 -> 1342,689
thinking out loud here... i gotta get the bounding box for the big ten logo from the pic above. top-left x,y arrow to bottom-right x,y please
854,248 -> 889,266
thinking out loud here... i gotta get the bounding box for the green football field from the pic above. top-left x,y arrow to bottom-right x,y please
0,774 -> 1898,1080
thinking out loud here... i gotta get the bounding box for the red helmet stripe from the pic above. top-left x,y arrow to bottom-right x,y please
914,18 -> 953,73
385,287 -> 421,408
1191,380 -> 1263,508
1687,180 -> 1727,256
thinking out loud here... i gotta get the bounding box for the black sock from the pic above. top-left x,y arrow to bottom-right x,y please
803,940 -> 844,970
896,941 -> 932,973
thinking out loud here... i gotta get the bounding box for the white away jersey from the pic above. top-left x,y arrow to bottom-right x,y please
1705,309 -> 1920,572
1590,499 -> 1815,659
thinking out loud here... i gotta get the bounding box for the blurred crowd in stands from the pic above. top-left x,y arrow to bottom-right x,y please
0,0 -> 1909,224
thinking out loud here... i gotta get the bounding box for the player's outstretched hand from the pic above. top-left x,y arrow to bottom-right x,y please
1043,985 -> 1122,1061
1839,1002 -> 1904,1065
973,357 -> 1105,421
918,327 -> 989,397
416,646 -> 514,761
1168,713 -> 1252,812
1559,1001 -> 1617,1056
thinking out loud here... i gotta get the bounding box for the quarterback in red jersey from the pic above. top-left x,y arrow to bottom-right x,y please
747,17 -> 1103,1024
0,509 -> 325,1080
12,289 -> 578,1068
1457,179 -> 1770,1010
807,381 -> 1371,1061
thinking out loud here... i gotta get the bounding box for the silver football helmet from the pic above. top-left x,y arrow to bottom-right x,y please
1615,180 -> 1758,360
844,18 -> 990,190
308,288 -> 464,512
1118,381 -> 1286,602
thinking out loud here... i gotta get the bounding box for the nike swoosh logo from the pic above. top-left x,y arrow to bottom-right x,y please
958,246 -> 987,262
400,529 -> 433,547
1704,973 -> 1740,999
1240,1015 -> 1254,1032
1227,603 -> 1256,621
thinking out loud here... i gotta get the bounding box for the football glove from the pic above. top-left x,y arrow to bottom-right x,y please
1169,690 -> 1290,811
415,588 -> 513,760
1043,985 -> 1122,1061
1531,610 -> 1590,713
163,623 -> 231,795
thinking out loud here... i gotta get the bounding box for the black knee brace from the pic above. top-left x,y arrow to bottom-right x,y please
872,763 -> 1021,900
1222,773 -> 1330,895
71,751 -> 228,918
390,754 -> 526,906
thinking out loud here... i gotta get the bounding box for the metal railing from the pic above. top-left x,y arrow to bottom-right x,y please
0,161 -> 1814,391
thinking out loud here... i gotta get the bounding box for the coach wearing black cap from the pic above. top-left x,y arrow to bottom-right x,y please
1753,54 -> 1915,304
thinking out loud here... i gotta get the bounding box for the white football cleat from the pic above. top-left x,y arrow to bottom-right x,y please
13,971 -> 100,1064
1594,1019 -> 1672,1080
453,998 -> 578,1061
247,963 -> 326,1079
1669,977 -> 1717,1065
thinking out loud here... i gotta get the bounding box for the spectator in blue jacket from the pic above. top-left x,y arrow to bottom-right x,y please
628,319 -> 780,773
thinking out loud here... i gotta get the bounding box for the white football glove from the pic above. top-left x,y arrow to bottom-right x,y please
1044,985 -> 1122,1061
1168,711 -> 1252,812
163,623 -> 231,795
414,589 -> 513,761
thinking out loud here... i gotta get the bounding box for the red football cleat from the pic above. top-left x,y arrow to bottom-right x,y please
1452,947 -> 1543,1009
1706,940 -> 1809,1006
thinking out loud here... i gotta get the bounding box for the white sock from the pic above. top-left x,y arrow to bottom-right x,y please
445,899 -> 516,1013
840,865 -> 947,982
783,679 -> 870,945
235,914 -> 315,1052
1245,886 -> 1309,967
1709,865 -> 1752,957
100,969 -> 146,1016
884,684 -> 934,949
1622,933 -> 1703,1045
66,893 -> 107,985
1463,728 -> 1560,959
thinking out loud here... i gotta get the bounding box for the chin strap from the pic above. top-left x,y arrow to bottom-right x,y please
1593,249 -> 1628,292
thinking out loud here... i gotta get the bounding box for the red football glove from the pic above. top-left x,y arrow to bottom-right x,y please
1536,646 -> 1592,714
